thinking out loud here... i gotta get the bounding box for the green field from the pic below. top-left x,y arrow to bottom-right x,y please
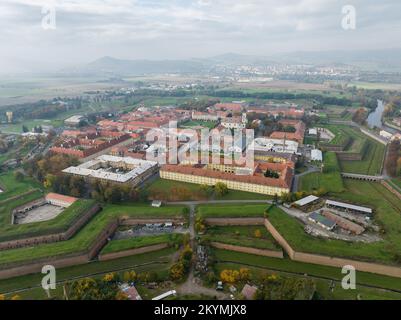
0,204 -> 187,268
0,171 -> 42,202
179,120 -> 217,130
389,178 -> 401,192
0,119 -> 63,134
147,178 -> 268,201
212,250 -> 401,299
0,247 -> 175,298
268,179 -> 401,265
101,233 -> 184,254
319,125 -> 385,175
197,203 -> 269,218
0,198 -> 96,243
203,225 -> 280,251
340,139 -> 385,175
299,152 -> 344,193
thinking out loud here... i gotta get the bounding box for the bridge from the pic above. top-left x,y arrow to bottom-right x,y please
341,173 -> 384,182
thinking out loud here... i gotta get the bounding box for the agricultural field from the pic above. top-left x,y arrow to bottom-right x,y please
0,204 -> 187,268
202,225 -> 280,251
147,179 -> 268,202
268,180 -> 401,265
197,203 -> 269,219
212,250 -> 401,298
298,152 -> 344,193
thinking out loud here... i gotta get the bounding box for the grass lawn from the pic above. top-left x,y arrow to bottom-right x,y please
213,260 -> 401,300
203,225 -> 280,251
389,178 -> 401,192
179,120 -> 217,130
268,179 -> 401,265
0,119 -> 63,134
0,247 -> 175,297
147,178 -> 268,201
340,139 -> 385,175
101,233 -> 183,254
0,204 -> 187,268
212,249 -> 401,292
197,204 -> 269,218
319,125 -> 386,175
0,199 -> 97,242
0,172 -> 42,202
299,152 -> 344,193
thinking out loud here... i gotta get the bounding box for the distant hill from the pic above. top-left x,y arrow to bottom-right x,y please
269,48 -> 401,71
66,48 -> 401,76
73,56 -> 207,75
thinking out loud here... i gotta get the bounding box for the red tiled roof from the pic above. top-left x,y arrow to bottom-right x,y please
45,193 -> 78,204
161,163 -> 293,189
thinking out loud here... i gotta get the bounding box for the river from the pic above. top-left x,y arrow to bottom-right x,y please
366,100 -> 397,133
367,100 -> 385,129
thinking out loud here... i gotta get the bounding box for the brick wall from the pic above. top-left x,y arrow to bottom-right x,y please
210,242 -> 283,259
0,204 -> 101,251
264,218 -> 401,279
99,243 -> 168,261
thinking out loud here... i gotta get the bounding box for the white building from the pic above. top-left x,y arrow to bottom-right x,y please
380,130 -> 393,140
63,155 -> 158,185
248,137 -> 299,154
64,115 -> 85,127
221,114 -> 247,130
311,149 -> 323,162
308,128 -> 318,136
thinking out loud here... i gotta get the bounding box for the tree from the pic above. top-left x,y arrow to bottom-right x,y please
215,182 -> 228,197
220,269 -> 240,284
14,171 -> 24,182
123,271 -> 137,283
169,263 -> 185,281
254,229 -> 262,239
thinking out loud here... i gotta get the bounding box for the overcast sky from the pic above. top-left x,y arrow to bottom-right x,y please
1,0 -> 401,73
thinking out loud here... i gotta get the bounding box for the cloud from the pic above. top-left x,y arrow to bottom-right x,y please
0,0 -> 400,72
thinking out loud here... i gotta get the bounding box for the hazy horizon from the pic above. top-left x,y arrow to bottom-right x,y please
1,0 -> 401,73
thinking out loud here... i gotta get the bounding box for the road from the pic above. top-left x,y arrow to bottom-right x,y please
169,200 -> 272,300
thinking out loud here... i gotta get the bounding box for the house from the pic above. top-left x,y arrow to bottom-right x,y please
45,193 -> 78,208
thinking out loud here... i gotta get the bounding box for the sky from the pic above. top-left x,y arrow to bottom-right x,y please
1,0 -> 401,73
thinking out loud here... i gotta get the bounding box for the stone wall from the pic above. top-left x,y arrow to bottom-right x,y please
99,243 -> 169,261
264,218 -> 401,279
204,217 -> 264,226
0,204 -> 101,251
381,181 -> 401,200
210,242 -> 283,259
